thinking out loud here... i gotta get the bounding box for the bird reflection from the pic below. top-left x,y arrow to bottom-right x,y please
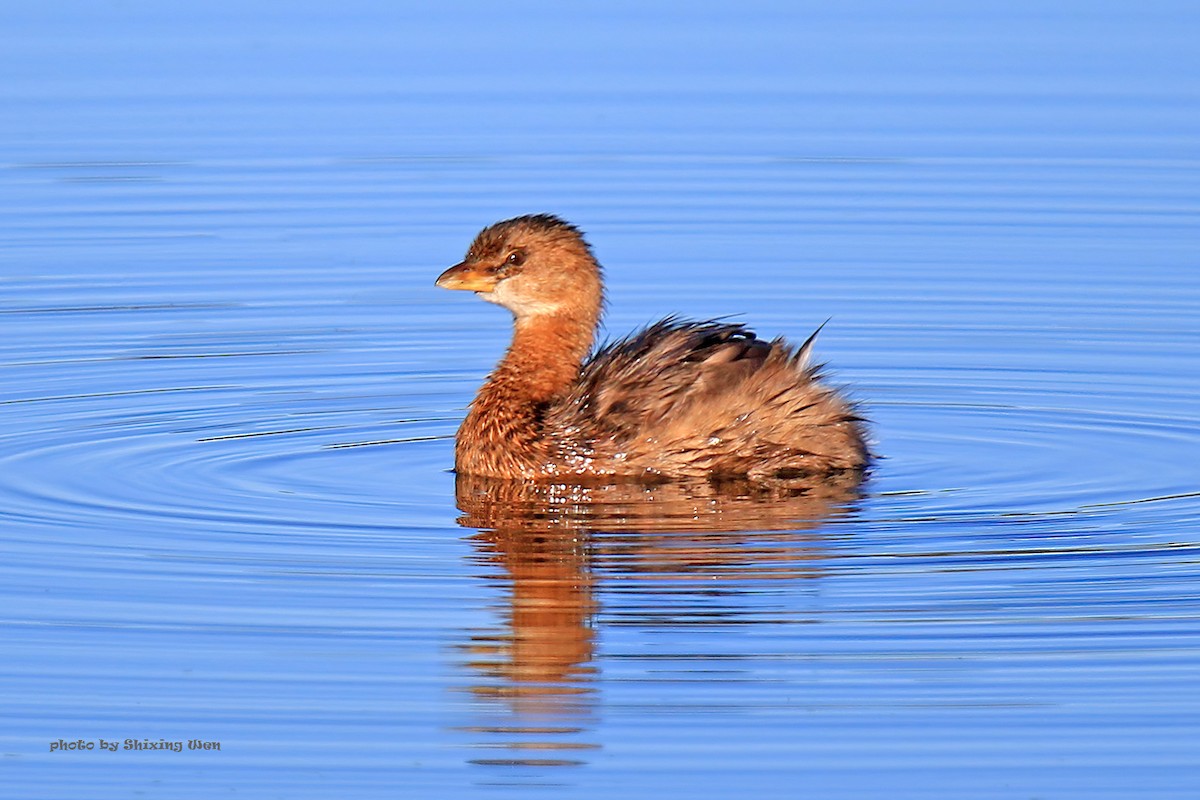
453,471 -> 862,771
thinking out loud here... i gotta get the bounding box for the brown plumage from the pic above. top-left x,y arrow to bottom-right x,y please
436,214 -> 868,481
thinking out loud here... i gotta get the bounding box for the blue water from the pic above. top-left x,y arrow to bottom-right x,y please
3,2 -> 1200,798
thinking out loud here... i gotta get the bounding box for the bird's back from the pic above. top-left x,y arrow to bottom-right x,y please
546,318 -> 868,479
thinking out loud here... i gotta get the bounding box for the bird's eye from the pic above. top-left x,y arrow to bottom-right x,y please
506,251 -> 525,266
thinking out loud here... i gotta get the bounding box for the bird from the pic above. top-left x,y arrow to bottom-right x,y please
435,214 -> 868,482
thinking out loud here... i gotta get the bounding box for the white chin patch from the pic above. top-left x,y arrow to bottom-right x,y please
485,280 -> 563,317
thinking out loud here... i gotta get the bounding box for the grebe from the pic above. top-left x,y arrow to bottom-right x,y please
436,214 -> 867,481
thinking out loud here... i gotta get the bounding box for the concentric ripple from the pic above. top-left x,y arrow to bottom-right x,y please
7,306 -> 1197,551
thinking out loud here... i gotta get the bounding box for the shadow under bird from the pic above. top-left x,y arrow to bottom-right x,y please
435,214 -> 868,482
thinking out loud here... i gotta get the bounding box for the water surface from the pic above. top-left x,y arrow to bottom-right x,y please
3,2 -> 1200,798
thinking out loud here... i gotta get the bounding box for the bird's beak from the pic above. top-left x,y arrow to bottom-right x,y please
435,262 -> 497,292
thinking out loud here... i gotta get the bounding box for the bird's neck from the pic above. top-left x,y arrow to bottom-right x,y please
456,312 -> 597,477
495,313 -> 596,403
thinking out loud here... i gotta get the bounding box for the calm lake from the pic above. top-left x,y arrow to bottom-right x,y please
3,2 -> 1199,798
